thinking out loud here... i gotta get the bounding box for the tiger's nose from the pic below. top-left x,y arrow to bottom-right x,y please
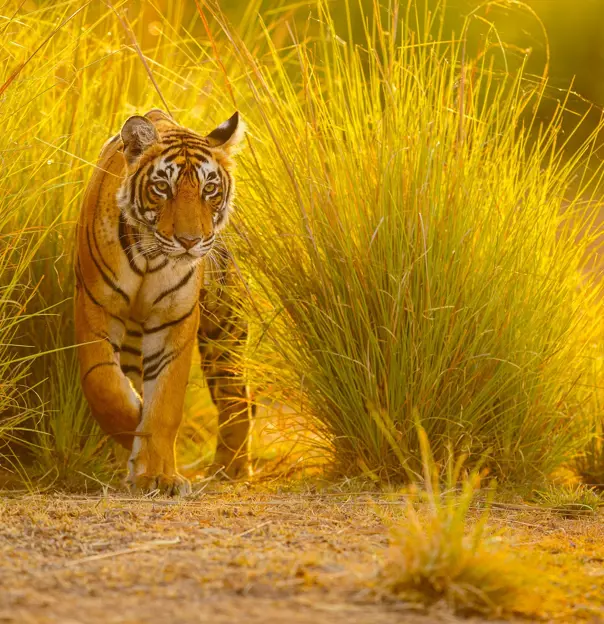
175,235 -> 202,250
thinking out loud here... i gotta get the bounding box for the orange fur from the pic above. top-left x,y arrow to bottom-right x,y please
74,109 -> 246,494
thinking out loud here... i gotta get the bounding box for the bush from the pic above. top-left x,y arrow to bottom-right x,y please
212,0 -> 604,484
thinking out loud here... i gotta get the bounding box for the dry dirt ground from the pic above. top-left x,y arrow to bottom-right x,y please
1,485 -> 603,624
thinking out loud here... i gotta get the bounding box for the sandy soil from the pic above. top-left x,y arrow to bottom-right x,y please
1,486 -> 603,624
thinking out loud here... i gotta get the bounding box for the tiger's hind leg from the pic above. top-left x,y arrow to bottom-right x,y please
198,278 -> 253,480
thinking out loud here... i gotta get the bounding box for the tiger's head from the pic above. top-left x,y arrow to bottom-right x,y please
116,109 -> 245,261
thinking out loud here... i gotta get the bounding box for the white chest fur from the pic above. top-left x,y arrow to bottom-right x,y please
133,259 -> 204,326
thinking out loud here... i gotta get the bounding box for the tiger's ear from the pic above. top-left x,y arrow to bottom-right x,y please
121,115 -> 159,165
206,111 -> 245,153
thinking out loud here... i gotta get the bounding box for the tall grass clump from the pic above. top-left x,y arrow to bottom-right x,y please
208,0 -> 604,484
0,105 -> 57,480
0,230 -> 47,483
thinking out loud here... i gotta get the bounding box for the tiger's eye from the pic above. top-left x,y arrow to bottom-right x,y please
154,181 -> 170,193
204,182 -> 217,194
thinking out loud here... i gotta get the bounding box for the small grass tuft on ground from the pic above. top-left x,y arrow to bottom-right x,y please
532,483 -> 602,516
379,430 -> 541,617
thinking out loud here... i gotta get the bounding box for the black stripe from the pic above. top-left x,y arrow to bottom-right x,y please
187,146 -> 213,157
161,131 -> 209,143
121,364 -> 142,376
223,169 -> 232,207
144,185 -> 157,206
134,168 -> 148,220
175,166 -> 186,185
157,145 -> 183,158
143,348 -> 165,368
77,266 -> 103,306
129,161 -> 154,223
121,345 -> 142,356
162,151 -> 183,164
87,329 -> 121,353
89,328 -> 122,354
126,328 -> 143,338
75,262 -> 85,289
188,154 -> 208,165
143,305 -> 196,334
180,140 -> 212,151
118,213 -> 144,276
147,257 -> 169,273
154,231 -> 172,244
143,339 -> 191,382
86,226 -> 131,305
163,142 -> 212,157
143,362 -> 174,382
153,268 -> 195,306
90,328 -> 109,341
130,162 -> 147,206
91,217 -> 118,280
133,232 -> 145,260
76,263 -> 126,325
82,361 -> 118,384
144,351 -> 178,381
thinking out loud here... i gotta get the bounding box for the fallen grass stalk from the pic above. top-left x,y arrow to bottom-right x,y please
63,537 -> 181,567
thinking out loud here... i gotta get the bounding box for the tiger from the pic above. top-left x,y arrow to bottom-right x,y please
74,108 -> 252,496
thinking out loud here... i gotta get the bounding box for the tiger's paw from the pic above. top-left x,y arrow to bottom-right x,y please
128,472 -> 191,497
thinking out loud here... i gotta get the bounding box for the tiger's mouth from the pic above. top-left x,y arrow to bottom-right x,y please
156,240 -> 214,261
170,247 -> 212,260
150,231 -> 212,260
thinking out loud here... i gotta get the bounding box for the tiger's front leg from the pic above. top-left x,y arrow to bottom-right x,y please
126,306 -> 199,496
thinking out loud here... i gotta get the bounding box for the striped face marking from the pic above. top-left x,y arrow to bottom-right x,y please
117,129 -> 236,262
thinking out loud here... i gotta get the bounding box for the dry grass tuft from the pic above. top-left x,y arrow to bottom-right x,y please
380,430 -> 540,616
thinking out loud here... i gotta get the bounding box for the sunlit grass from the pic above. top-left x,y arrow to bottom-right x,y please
0,0 -> 602,488
0,197 -> 54,485
206,0 -> 604,484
